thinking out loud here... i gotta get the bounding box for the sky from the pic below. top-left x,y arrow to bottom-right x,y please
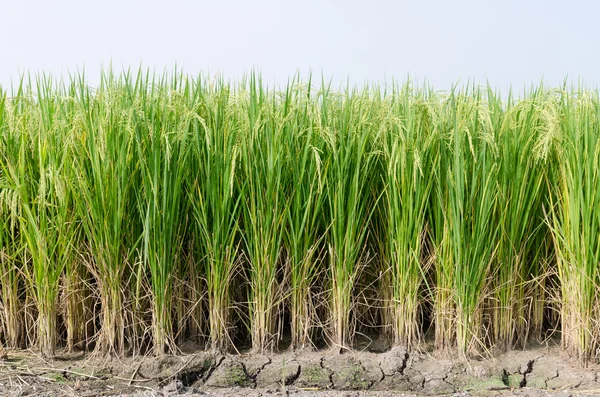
1,0 -> 599,92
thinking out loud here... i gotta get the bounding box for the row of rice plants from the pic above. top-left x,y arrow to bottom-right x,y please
0,72 -> 598,363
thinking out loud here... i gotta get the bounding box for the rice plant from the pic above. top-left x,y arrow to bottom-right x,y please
549,88 -> 600,363
2,77 -> 79,357
491,87 -> 552,350
239,74 -> 288,352
190,78 -> 242,351
433,89 -> 499,358
283,79 -> 327,350
72,72 -> 140,356
324,87 -> 379,349
0,87 -> 23,349
380,83 -> 435,347
136,74 -> 191,355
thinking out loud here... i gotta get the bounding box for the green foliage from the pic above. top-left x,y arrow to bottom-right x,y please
1,70 -> 599,364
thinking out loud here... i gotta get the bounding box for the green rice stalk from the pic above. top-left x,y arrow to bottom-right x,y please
240,74 -> 288,352
434,89 -> 499,358
72,71 -> 139,356
136,74 -> 191,355
491,87 -> 551,350
324,87 -> 379,349
190,78 -> 241,350
549,89 -> 600,364
6,76 -> 78,357
382,83 -> 435,347
283,78 -> 327,350
0,206 -> 22,349
0,88 -> 24,349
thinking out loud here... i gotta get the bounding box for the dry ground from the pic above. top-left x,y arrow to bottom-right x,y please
1,344 -> 599,396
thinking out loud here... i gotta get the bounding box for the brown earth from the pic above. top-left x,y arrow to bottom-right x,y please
1,344 -> 599,396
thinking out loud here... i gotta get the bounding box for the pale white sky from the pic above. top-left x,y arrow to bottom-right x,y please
1,0 -> 598,91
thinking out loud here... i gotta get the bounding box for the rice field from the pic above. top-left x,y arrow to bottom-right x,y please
0,71 -> 599,363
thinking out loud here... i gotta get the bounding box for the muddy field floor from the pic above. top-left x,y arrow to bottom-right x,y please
1,343 -> 600,396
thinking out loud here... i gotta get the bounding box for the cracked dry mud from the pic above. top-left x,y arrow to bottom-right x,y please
1,345 -> 600,396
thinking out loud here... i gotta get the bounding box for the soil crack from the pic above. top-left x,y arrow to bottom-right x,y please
545,369 -> 560,389
519,359 -> 535,388
357,359 -> 375,389
285,363 -> 301,386
250,357 -> 272,379
319,357 -> 334,389
239,361 -> 257,388
202,354 -> 225,383
399,351 -> 409,375
501,369 -> 510,387
442,371 -> 455,389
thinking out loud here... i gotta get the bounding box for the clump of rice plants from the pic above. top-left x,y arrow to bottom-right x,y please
380,83 -> 435,347
433,89 -> 499,358
283,79 -> 327,350
549,88 -> 600,364
0,86 -> 24,349
190,78 -> 241,351
72,72 -> 140,356
491,87 -> 552,350
239,75 -> 289,352
136,74 -> 192,355
323,86 -> 380,349
2,77 -> 80,357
